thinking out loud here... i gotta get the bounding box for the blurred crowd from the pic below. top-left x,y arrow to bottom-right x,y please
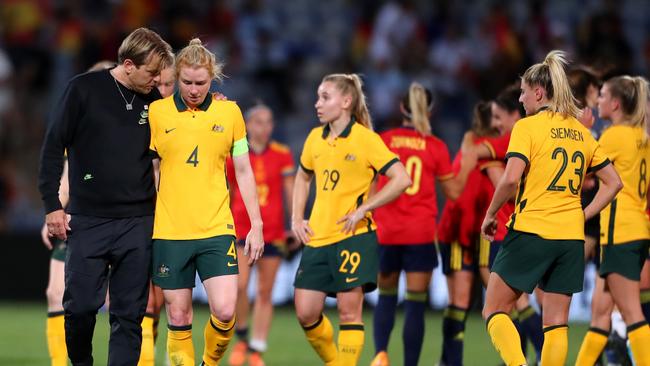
1,0 -> 650,232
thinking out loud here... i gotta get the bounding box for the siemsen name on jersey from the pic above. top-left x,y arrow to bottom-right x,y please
550,127 -> 584,141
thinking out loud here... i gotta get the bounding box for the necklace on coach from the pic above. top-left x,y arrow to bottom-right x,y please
112,76 -> 136,111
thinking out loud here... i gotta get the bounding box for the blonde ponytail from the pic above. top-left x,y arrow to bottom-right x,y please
606,75 -> 649,129
175,38 -> 224,81
522,50 -> 580,118
632,77 -> 648,131
322,73 -> 373,130
404,82 -> 432,136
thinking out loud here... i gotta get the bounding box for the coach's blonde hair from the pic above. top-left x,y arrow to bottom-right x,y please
322,73 -> 373,130
88,60 -> 117,72
118,28 -> 173,72
175,38 -> 224,81
605,76 -> 649,131
404,82 -> 432,136
522,50 -> 580,118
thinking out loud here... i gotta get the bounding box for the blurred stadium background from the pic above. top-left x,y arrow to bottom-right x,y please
0,0 -> 649,364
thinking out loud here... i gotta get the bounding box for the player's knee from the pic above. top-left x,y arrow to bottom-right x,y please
482,306 -> 494,320
212,308 -> 235,323
591,312 -> 611,329
295,308 -> 320,326
152,302 -> 163,316
256,287 -> 273,305
338,311 -> 360,324
337,304 -> 362,323
167,307 -> 192,326
377,272 -> 399,288
515,295 -> 530,310
452,292 -> 471,308
46,285 -> 64,305
237,281 -> 248,294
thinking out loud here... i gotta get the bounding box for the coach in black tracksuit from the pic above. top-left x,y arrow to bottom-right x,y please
38,28 -> 173,366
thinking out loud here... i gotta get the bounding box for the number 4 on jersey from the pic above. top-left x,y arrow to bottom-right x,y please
187,146 -> 199,167
227,241 -> 237,260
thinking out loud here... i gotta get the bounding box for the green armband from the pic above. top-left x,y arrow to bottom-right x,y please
232,137 -> 249,157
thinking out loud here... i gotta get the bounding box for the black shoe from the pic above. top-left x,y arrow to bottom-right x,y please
604,332 -> 632,366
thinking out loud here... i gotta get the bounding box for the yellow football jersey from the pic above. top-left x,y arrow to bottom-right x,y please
299,121 -> 399,247
599,125 -> 650,244
505,110 -> 610,240
149,93 -> 247,239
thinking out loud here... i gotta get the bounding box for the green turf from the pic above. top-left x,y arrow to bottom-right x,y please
0,301 -> 590,365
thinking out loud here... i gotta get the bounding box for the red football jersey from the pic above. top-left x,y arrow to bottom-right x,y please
374,127 -> 453,245
227,141 -> 294,243
437,138 -> 488,247
481,132 -> 511,161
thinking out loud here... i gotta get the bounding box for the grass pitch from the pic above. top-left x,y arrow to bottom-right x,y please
0,301 -> 589,365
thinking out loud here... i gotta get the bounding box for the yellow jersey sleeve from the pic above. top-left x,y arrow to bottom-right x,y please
299,129 -> 319,174
366,131 -> 399,174
598,125 -> 650,244
505,122 -> 532,165
593,127 -> 619,171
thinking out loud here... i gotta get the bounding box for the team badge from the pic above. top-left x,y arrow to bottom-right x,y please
212,124 -> 224,132
157,264 -> 170,277
344,153 -> 356,161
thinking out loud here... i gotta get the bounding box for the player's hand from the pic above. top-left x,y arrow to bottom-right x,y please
337,207 -> 367,235
481,214 -> 497,242
292,219 -> 313,244
244,225 -> 264,266
212,92 -> 228,101
41,222 -> 53,250
285,231 -> 302,251
46,209 -> 70,241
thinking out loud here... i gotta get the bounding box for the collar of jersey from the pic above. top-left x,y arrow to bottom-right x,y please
400,124 -> 416,130
321,117 -> 355,139
173,90 -> 212,112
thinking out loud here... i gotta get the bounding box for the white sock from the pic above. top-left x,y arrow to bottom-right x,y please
611,310 -> 627,338
249,338 -> 267,353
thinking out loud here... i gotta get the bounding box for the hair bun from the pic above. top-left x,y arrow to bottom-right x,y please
189,38 -> 203,46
